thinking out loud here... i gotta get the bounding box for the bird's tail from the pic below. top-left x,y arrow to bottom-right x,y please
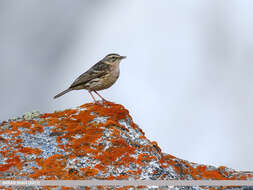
54,88 -> 72,99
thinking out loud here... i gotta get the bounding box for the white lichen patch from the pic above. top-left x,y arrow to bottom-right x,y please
23,110 -> 40,121
19,126 -> 65,159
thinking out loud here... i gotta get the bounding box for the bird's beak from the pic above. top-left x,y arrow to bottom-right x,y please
119,56 -> 127,60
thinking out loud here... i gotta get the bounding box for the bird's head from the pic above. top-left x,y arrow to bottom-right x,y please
102,53 -> 126,65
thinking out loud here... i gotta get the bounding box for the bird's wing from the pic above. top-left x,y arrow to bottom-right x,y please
70,61 -> 110,88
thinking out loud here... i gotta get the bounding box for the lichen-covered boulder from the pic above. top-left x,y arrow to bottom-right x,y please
0,102 -> 253,189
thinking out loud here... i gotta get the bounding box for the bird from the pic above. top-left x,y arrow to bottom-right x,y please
54,53 -> 126,103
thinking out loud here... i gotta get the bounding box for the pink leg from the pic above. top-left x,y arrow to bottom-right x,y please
94,91 -> 108,102
88,90 -> 98,104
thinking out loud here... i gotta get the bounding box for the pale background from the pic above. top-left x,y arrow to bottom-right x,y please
1,0 -> 253,171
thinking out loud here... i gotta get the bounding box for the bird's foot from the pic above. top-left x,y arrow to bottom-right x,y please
93,99 -> 110,105
101,98 -> 109,103
94,100 -> 108,105
94,100 -> 102,105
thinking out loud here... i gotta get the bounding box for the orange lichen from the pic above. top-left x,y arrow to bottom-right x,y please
160,152 -> 253,180
10,102 -> 139,180
0,187 -> 12,190
81,102 -> 129,121
30,154 -> 67,179
94,138 -> 135,167
151,141 -> 161,153
1,101 -> 252,183
80,167 -> 98,178
9,121 -> 31,129
0,163 -> 13,172
30,123 -> 44,134
19,147 -> 42,155
137,153 -> 156,166
0,156 -> 21,172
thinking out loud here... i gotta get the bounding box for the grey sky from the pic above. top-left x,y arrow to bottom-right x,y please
1,0 -> 253,171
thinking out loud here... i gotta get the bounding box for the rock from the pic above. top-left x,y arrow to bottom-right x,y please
0,102 -> 252,189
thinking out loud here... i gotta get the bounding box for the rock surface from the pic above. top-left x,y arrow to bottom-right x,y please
0,102 -> 252,189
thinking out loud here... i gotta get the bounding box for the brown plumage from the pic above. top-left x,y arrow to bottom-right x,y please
54,53 -> 126,103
